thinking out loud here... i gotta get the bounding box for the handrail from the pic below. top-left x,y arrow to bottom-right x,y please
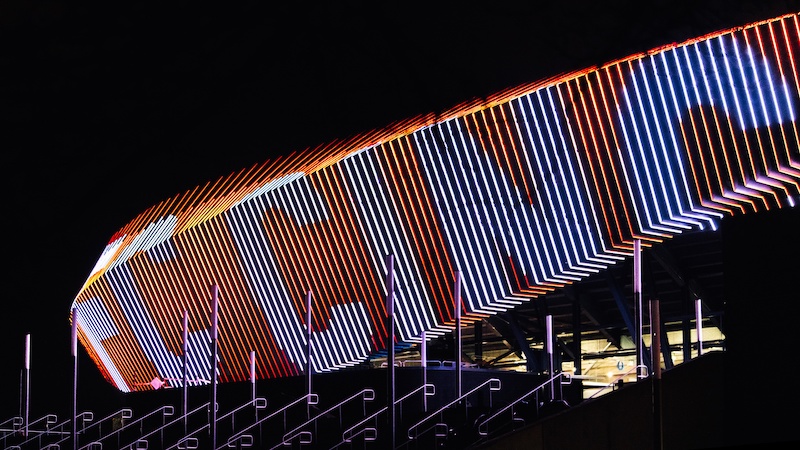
0,416 -> 24,430
122,402 -> 208,450
39,411 -> 95,449
48,409 -> 133,450
477,372 -> 572,436
217,396 -> 267,429
379,359 -> 448,368
166,398 -> 266,450
216,394 -> 318,450
588,364 -> 650,399
22,413 -> 58,432
162,402 -> 213,450
276,388 -> 375,449
341,383 -> 435,443
0,416 -> 24,438
5,414 -> 59,450
407,378 -> 501,440
77,409 -> 133,437
79,405 -> 174,450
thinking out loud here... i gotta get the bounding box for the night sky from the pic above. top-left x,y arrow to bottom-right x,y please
1,0 -> 797,421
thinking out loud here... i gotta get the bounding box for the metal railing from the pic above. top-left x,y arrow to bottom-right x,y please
39,411 -> 95,449
0,416 -> 24,446
407,378 -> 501,442
120,402 -> 212,450
476,372 -> 572,437
166,398 -> 267,450
587,364 -> 650,399
218,393 -> 318,450
337,383 -> 436,445
5,413 -> 59,450
79,405 -> 174,450
69,409 -> 133,447
160,402 -> 211,450
273,389 -> 376,450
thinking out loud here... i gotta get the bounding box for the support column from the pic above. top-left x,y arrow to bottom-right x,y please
650,299 -> 663,450
572,294 -> 582,376
633,239 -> 643,379
695,298 -> 703,356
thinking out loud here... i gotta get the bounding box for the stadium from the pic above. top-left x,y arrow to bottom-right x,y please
3,7 -> 799,450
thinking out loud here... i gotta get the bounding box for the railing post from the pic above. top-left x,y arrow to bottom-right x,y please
454,270 -> 462,400
23,333 -> 31,438
386,254 -> 396,450
209,285 -> 219,449
545,314 -> 554,401
305,289 -> 313,421
182,310 -> 189,435
72,308 -> 79,450
421,331 -> 427,413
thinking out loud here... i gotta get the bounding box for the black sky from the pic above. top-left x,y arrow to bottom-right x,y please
1,0 -> 797,420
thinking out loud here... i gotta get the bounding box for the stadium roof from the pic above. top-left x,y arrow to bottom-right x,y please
71,12 -> 800,392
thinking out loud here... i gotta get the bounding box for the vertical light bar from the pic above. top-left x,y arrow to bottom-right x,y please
546,314 -> 554,401
210,284 -> 219,449
634,239 -> 643,378
72,308 -> 79,450
695,298 -> 703,356
182,310 -> 188,434
24,333 -> 30,438
454,270 -> 462,398
420,330 -> 427,413
249,350 -> 256,402
386,254 -> 395,450
305,289 -> 312,407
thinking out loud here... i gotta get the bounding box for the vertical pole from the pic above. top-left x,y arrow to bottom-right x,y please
650,299 -> 663,450
250,350 -> 256,402
72,308 -> 79,450
182,310 -> 189,434
24,333 -> 30,438
210,285 -> 219,449
633,239 -> 643,379
695,298 -> 703,356
650,300 -> 662,379
386,254 -> 396,450
546,314 -> 554,401
454,270 -> 462,399
421,331 -> 427,413
250,349 -> 257,441
474,321 -> 483,366
572,294 -> 583,377
305,290 -> 313,420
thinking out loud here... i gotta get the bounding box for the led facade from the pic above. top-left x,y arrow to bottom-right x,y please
71,14 -> 800,392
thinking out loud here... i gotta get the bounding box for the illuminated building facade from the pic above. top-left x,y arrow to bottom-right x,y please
71,13 -> 800,392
